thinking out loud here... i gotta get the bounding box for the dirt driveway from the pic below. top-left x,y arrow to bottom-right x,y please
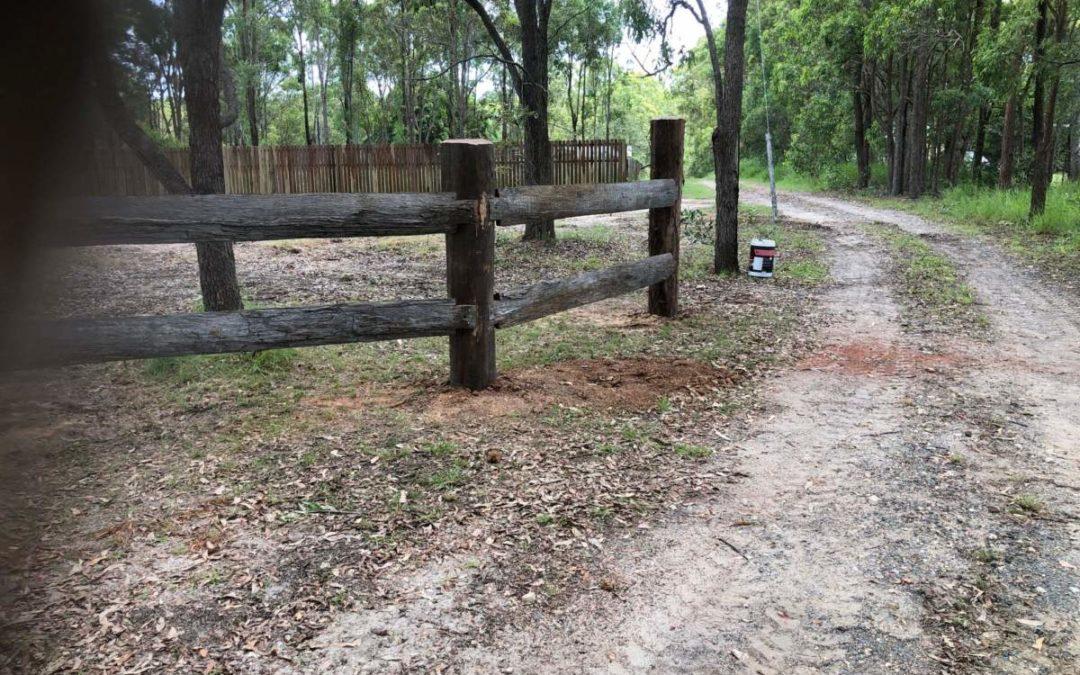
311,186 -> 1079,672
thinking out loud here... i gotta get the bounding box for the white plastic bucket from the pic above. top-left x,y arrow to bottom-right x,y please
748,238 -> 776,278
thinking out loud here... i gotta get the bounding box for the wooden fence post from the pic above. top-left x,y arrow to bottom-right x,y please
441,140 -> 497,389
647,118 -> 685,317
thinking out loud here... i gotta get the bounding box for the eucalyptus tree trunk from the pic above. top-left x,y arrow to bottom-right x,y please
998,91 -> 1018,188
518,0 -> 555,241
903,38 -> 931,198
176,0 -> 243,312
241,0 -> 259,146
707,0 -> 749,274
1029,0 -> 1068,217
1070,109 -> 1080,181
890,56 -> 911,196
853,65 -> 872,189
462,0 -> 554,240
298,40 -> 313,145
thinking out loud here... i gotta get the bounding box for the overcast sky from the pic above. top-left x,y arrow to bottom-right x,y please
619,0 -> 726,75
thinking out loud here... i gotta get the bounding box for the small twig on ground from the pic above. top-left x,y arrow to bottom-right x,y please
717,536 -> 749,561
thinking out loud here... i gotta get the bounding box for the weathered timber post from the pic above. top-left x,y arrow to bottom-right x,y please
647,117 -> 685,317
442,140 -> 497,389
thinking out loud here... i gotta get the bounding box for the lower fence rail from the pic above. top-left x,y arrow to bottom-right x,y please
6,300 -> 477,369
493,254 -> 676,328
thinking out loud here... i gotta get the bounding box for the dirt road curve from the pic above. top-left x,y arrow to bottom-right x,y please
311,186 -> 1079,673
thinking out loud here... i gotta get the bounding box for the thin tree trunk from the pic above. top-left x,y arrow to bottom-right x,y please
904,38 -> 931,198
714,0 -> 749,274
1030,76 -> 1060,216
891,56 -> 911,196
315,24 -> 330,145
1031,0 -> 1048,150
999,92 -> 1018,188
566,60 -> 577,139
242,0 -> 259,146
176,0 -> 243,312
500,63 -> 509,142
1070,108 -> 1080,181
604,44 -> 614,140
294,20 -> 313,146
853,66 -> 871,189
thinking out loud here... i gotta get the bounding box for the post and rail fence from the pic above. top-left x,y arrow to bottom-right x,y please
11,119 -> 684,390
83,140 -> 632,197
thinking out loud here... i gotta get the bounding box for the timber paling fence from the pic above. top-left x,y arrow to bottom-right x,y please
18,120 -> 683,390
85,140 -> 630,196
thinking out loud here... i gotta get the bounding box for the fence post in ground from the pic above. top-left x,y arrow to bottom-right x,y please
647,117 -> 685,317
441,140 -> 497,389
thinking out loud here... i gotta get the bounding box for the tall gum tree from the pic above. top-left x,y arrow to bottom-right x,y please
1029,0 -> 1071,216
671,0 -> 749,273
176,0 -> 244,311
463,0 -> 556,240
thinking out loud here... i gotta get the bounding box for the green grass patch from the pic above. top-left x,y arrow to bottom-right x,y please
682,178 -> 716,200
144,348 -> 299,384
782,259 -> 830,284
876,182 -> 1079,241
423,464 -> 468,490
869,225 -> 985,331
673,443 -> 712,459
1010,494 -> 1044,515
421,440 -> 459,457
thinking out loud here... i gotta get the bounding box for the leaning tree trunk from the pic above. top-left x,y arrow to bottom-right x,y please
714,0 -> 749,274
176,0 -> 243,312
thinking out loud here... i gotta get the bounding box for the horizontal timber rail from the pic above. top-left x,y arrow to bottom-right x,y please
28,118 -> 684,392
52,180 -> 677,247
490,179 -> 677,225
52,193 -> 477,246
6,300 -> 476,369
493,254 -> 675,328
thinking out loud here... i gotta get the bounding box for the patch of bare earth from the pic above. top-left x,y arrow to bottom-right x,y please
797,340 -> 966,377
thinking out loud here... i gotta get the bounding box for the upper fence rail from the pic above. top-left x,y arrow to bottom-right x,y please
51,179 -> 679,247
83,140 -> 630,196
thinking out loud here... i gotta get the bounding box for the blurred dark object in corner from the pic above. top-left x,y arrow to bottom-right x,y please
1,2 -> 99,332
0,0 -> 101,641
